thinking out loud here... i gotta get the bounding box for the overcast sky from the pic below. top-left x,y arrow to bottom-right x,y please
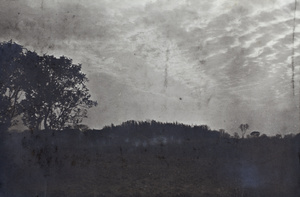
1,0 -> 300,135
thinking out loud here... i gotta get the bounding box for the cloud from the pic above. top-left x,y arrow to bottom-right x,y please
1,0 -> 299,134
0,0 -> 117,51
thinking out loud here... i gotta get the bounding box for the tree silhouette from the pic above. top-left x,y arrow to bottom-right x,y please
239,124 -> 249,138
20,52 -> 97,130
0,41 -> 97,131
0,41 -> 25,130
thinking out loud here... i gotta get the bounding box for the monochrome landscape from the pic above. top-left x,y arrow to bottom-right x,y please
0,0 -> 300,196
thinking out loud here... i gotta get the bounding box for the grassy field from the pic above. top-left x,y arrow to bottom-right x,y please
1,122 -> 300,197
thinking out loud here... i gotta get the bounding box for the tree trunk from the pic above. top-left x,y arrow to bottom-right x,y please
43,116 -> 49,130
34,115 -> 44,131
35,121 -> 41,131
44,106 -> 51,130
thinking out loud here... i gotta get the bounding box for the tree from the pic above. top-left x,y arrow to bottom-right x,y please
0,41 -> 25,130
0,41 -> 97,131
239,124 -> 249,138
20,53 -> 97,130
233,132 -> 240,139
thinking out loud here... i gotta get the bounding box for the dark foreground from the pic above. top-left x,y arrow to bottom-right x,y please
0,122 -> 300,197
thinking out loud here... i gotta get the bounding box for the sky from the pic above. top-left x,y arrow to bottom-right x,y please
0,0 -> 299,135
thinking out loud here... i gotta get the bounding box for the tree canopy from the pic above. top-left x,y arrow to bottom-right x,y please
0,41 -> 97,131
0,41 -> 25,130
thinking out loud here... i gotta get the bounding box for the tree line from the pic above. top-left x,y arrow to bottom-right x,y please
0,41 -> 97,131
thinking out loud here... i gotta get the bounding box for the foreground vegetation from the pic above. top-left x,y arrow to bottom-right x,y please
1,121 -> 299,197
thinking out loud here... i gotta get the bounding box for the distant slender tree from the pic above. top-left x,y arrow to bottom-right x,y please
0,41 -> 25,130
239,124 -> 249,138
21,53 -> 97,130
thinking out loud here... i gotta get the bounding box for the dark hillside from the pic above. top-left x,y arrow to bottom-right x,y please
1,121 -> 300,197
